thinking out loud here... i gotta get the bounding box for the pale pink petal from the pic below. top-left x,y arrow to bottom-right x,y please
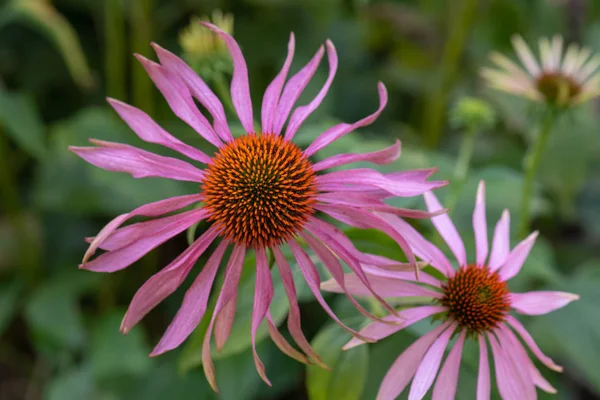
408,322 -> 457,400
251,247 -> 274,386
488,209 -> 510,271
511,291 -> 579,315
69,140 -> 206,182
432,330 -> 466,400
201,22 -> 254,133
261,33 -> 295,134
272,45 -> 325,135
498,231 -> 539,281
304,82 -> 387,157
424,191 -> 466,267
120,226 -> 219,334
512,35 -> 541,76
81,208 -> 208,273
505,315 -> 562,372
376,321 -> 451,400
473,181 -> 489,266
264,311 -> 310,365
313,140 -> 401,172
107,98 -> 212,163
321,272 -> 443,299
495,327 -> 537,400
149,239 -> 227,355
477,335 -> 490,400
202,245 -> 246,392
284,40 -> 338,141
151,43 -> 233,142
135,55 -> 223,147
489,331 -> 535,400
361,265 -> 441,287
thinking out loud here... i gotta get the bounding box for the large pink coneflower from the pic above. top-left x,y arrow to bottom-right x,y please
69,23 -> 446,390
322,181 -> 578,400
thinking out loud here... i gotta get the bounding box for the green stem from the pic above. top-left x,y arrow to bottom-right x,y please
445,126 -> 477,215
131,0 -> 154,115
518,109 -> 556,237
104,0 -> 126,100
213,72 -> 236,116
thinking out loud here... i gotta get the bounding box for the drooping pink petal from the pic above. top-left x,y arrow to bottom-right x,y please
408,322 -> 457,400
107,98 -> 212,163
284,40 -> 338,141
214,294 -> 237,351
202,245 -> 246,392
473,181 -> 489,266
495,327 -> 537,400
489,331 -> 536,400
151,43 -> 233,142
201,22 -> 254,133
83,194 -> 202,263
135,55 -> 223,147
261,33 -> 295,134
272,246 -> 327,367
120,226 -> 220,334
81,208 -> 208,273
321,272 -> 443,299
312,140 -> 400,172
477,335 -> 490,400
505,315 -> 562,372
431,330 -> 466,400
149,239 -> 228,355
272,45 -> 325,135
489,209 -> 510,271
424,191 -> 466,267
511,291 -> 579,315
304,82 -> 388,157
265,311 -> 310,365
377,321 -> 451,400
343,306 -> 447,350
498,231 -> 539,281
69,140 -> 206,182
361,265 -> 441,287
251,247 -> 275,386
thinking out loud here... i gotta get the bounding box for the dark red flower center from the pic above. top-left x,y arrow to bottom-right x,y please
440,264 -> 510,334
536,72 -> 581,104
202,133 -> 316,248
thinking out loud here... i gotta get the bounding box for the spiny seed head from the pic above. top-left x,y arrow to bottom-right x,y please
536,72 -> 582,105
202,133 -> 316,248
440,264 -> 510,334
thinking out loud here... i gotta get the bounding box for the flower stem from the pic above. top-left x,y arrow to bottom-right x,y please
213,72 -> 236,116
104,0 -> 126,100
131,0 -> 154,115
518,108 -> 556,237
446,126 -> 477,214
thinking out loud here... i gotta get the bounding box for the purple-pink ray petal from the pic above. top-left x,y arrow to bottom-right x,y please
432,330 -> 466,400
473,181 -> 489,266
321,272 -> 443,299
424,191 -> 466,267
215,293 -> 237,351
312,139 -> 400,171
489,209 -> 511,271
201,22 -> 254,133
511,291 -> 579,315
304,82 -> 388,157
120,226 -> 220,334
477,335 -> 490,400
489,331 -> 535,400
149,239 -> 227,355
505,315 -> 562,372
265,311 -> 310,365
495,326 -> 537,400
284,39 -> 338,141
498,231 -> 539,281
261,33 -> 295,134
360,265 -> 441,287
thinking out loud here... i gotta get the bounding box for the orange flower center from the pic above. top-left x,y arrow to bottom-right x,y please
440,264 -> 510,334
536,72 -> 581,104
202,133 -> 317,248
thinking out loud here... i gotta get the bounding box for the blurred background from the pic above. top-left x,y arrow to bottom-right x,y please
1,0 -> 600,399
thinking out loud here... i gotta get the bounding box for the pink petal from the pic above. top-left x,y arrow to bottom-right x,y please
424,191 -> 466,267
495,327 -> 537,400
69,140 -> 206,182
361,265 -> 441,287
135,55 -> 223,147
149,239 -> 227,355
488,332 -> 535,400
473,181 -> 488,266
151,43 -> 233,142
201,22 -> 254,133
431,330 -> 466,400
511,291 -> 579,315
505,315 -> 562,372
202,245 -> 246,392
284,39 -> 338,141
272,45 -> 325,135
408,322 -> 456,400
313,139 -> 400,172
107,98 -> 212,163
120,226 -> 220,334
498,231 -> 539,281
264,311 -> 310,365
477,335 -> 490,400
343,306 -> 447,351
261,33 -> 295,134
488,209 -> 510,271
214,294 -> 237,351
377,321 -> 452,400
304,82 -> 388,157
83,194 -> 202,263
251,247 -> 274,386
81,208 -> 208,273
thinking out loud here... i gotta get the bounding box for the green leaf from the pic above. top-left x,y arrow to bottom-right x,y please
0,280 -> 21,337
306,324 -> 369,400
0,91 -> 46,159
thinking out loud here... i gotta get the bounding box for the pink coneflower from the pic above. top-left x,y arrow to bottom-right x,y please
69,23 -> 447,390
322,181 -> 579,400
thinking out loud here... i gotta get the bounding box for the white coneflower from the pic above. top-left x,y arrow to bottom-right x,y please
482,35 -> 600,107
